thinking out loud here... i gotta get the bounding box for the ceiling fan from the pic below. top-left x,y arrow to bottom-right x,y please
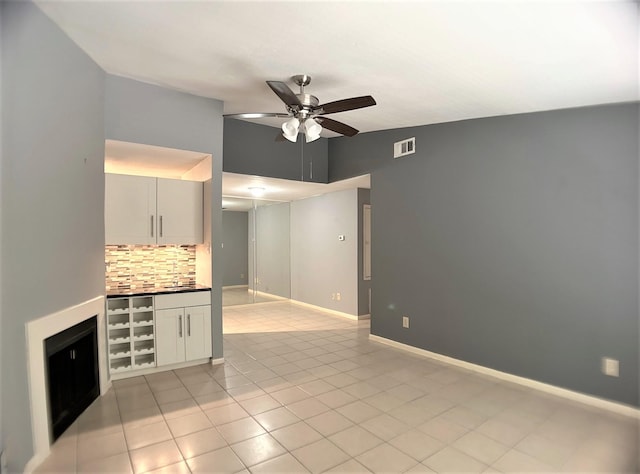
224,75 -> 376,143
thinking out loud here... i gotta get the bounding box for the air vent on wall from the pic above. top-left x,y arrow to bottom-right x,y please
394,137 -> 415,158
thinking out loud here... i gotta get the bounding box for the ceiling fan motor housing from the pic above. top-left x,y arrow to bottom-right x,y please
293,93 -> 320,119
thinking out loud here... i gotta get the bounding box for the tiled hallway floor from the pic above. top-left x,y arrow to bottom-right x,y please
36,302 -> 638,473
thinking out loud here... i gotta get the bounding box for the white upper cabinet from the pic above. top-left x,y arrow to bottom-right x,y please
105,173 -> 203,245
105,174 -> 157,244
156,178 -> 203,245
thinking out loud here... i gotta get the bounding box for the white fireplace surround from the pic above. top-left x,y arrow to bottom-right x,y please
25,296 -> 109,472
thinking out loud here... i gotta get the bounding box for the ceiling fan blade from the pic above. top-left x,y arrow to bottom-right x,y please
318,96 -> 376,115
316,117 -> 359,137
266,81 -> 302,109
224,112 -> 291,119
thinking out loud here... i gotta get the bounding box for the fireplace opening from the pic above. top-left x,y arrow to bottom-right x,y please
45,316 -> 99,441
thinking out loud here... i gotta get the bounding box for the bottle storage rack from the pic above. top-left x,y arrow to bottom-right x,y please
107,296 -> 156,374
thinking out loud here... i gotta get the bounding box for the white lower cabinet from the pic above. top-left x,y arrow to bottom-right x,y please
107,290 -> 211,377
106,296 -> 155,375
155,292 -> 212,367
185,304 -> 212,361
155,308 -> 186,366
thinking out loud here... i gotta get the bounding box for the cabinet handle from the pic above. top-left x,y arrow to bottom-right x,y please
178,315 -> 183,338
150,215 -> 154,237
160,215 -> 163,237
70,349 -> 76,360
187,314 -> 191,337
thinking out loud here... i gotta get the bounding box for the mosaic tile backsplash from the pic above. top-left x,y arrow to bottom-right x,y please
105,245 -> 196,291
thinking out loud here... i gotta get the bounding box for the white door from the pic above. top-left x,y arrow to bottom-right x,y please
105,174 -> 156,244
185,305 -> 212,361
156,178 -> 203,245
155,308 -> 186,366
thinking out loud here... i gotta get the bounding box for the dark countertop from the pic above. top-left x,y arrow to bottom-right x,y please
106,285 -> 211,298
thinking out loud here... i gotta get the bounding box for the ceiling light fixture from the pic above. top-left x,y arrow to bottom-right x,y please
248,186 -> 265,197
303,118 -> 322,143
281,117 -> 300,142
281,117 -> 322,143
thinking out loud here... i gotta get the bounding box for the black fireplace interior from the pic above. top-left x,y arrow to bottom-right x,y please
45,316 -> 99,441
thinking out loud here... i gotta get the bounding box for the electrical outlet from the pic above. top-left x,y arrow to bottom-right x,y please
402,316 -> 409,328
336,292 -> 341,301
602,357 -> 619,377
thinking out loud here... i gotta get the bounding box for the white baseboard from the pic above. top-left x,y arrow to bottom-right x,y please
369,334 -> 640,419
254,290 -> 288,301
222,290 -> 288,309
211,357 -> 225,366
290,299 -> 369,321
223,285 -> 248,290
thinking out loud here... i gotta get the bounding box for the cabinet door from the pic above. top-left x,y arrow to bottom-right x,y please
156,178 -> 203,245
155,308 -> 186,366
185,305 -> 212,361
105,174 -> 156,244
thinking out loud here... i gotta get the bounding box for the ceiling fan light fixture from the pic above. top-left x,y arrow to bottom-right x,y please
304,118 -> 322,143
282,117 -> 299,142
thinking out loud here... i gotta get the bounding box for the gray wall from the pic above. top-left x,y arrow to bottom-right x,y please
0,1 -> 4,461
105,75 -> 225,359
224,118 -> 329,183
329,103 -> 639,406
291,189 -> 359,315
357,188 -> 371,315
222,211 -> 249,287
249,202 -> 291,298
1,2 -> 106,469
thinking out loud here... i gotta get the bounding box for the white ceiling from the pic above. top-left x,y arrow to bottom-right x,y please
36,1 -> 638,137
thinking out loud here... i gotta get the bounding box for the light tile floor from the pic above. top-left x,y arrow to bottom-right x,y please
35,301 -> 638,473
